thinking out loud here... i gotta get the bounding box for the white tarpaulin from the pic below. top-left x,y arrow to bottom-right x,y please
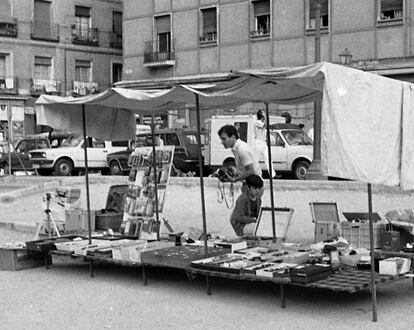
35,62 -> 414,189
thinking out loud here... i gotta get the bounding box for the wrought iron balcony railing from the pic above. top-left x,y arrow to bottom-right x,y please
109,32 -> 122,49
0,19 -> 17,37
144,39 -> 175,65
30,22 -> 60,42
72,26 -> 99,46
0,77 -> 18,94
250,29 -> 270,37
31,79 -> 61,96
72,81 -> 99,96
199,31 -> 217,44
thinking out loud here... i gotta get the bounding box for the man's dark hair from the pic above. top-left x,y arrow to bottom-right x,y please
246,174 -> 264,189
281,112 -> 292,124
218,125 -> 239,139
257,110 -> 265,120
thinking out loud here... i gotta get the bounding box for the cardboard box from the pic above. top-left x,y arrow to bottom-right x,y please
379,257 -> 411,275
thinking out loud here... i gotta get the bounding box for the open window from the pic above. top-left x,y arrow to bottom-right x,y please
378,0 -> 403,22
306,0 -> 329,31
251,0 -> 271,37
200,7 -> 217,44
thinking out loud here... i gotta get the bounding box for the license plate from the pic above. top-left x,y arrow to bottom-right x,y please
32,164 -> 40,169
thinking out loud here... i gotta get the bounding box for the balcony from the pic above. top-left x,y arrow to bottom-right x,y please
250,29 -> 270,39
109,32 -> 122,49
72,81 -> 99,96
0,77 -> 18,95
30,22 -> 60,42
199,31 -> 217,45
31,79 -> 61,96
144,39 -> 175,68
72,26 -> 99,46
0,19 -> 18,38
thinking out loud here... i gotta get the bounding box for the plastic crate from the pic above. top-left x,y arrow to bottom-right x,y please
341,222 -> 385,249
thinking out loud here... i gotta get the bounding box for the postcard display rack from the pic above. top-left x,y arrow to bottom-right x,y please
121,146 -> 175,240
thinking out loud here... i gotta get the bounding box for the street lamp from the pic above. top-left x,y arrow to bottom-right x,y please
339,48 -> 353,66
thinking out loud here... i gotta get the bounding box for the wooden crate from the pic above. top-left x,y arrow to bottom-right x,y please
0,247 -> 44,271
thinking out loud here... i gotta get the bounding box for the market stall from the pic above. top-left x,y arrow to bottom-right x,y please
33,62 -> 414,322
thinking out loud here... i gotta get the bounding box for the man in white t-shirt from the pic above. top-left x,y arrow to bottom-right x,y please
218,125 -> 262,183
254,109 -> 275,178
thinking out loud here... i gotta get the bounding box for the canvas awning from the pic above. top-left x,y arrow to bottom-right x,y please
36,62 -> 414,189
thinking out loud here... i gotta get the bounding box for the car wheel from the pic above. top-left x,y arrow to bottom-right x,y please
109,161 -> 123,176
293,161 -> 309,180
54,159 -> 73,176
2,162 -> 11,175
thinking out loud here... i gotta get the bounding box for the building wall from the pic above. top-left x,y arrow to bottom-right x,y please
0,0 -> 122,141
122,0 -> 414,130
123,0 -> 414,81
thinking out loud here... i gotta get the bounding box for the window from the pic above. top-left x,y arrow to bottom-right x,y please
112,11 -> 122,36
164,133 -> 180,146
281,131 -> 313,146
234,122 -> 248,142
75,60 -> 91,82
0,55 -> 6,78
155,15 -> 171,53
306,0 -> 329,30
34,0 -> 51,38
34,56 -> 52,80
378,0 -> 403,21
112,63 -> 122,84
200,7 -> 217,43
251,0 -> 270,36
270,133 -> 285,147
75,5 -> 91,38
112,140 -> 129,147
93,139 -> 105,148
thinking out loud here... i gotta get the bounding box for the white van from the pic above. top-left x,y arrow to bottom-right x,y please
204,115 -> 313,179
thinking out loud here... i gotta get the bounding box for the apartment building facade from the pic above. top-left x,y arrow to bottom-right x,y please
120,0 -> 414,128
0,0 -> 123,143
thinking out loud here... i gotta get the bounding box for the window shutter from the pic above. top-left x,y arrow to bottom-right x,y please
113,11 -> 122,35
310,0 -> 329,17
155,15 -> 170,34
253,0 -> 270,16
0,55 -> 6,77
35,56 -> 52,66
75,6 -> 91,17
34,0 -> 51,36
381,0 -> 403,10
0,0 -> 13,24
202,8 -> 217,32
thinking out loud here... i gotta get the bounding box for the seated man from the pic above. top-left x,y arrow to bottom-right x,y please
230,174 -> 263,237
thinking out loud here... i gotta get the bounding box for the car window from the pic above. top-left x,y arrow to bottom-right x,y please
234,122 -> 248,142
93,139 -> 105,148
270,132 -> 285,147
16,141 -> 27,153
135,135 -> 149,147
164,133 -> 180,146
183,133 -> 205,145
112,140 -> 129,147
37,139 -> 49,149
282,130 -> 313,146
62,135 -> 82,147
26,140 -> 37,151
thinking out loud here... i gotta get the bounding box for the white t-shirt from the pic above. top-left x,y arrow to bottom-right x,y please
231,139 -> 262,177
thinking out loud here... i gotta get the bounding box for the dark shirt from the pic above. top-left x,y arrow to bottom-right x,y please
230,192 -> 262,237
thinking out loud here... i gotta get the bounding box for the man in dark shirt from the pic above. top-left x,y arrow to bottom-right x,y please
229,174 -> 263,237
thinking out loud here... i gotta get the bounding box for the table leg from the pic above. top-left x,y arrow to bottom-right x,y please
412,277 -> 414,289
280,284 -> 286,308
142,265 -> 147,286
89,259 -> 94,278
45,253 -> 49,269
206,275 -> 211,296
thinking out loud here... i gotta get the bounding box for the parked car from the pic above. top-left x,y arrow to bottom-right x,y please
106,129 -> 209,176
29,136 -> 129,176
0,132 -> 71,174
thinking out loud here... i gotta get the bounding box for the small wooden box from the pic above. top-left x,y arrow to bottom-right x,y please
0,247 -> 44,271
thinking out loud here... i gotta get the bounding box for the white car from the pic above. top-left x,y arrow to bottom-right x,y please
29,136 -> 129,176
266,124 -> 313,180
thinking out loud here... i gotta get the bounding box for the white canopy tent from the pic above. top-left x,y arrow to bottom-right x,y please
36,62 -> 414,321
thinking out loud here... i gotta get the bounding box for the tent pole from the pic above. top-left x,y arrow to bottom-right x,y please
150,115 -> 160,240
82,105 -> 92,245
264,103 -> 276,240
368,183 -> 378,322
7,101 -> 12,176
195,95 -> 208,255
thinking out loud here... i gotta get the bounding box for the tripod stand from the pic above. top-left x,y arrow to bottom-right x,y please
34,193 -> 62,239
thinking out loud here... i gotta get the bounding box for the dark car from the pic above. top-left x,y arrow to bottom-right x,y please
106,129 -> 209,176
0,132 -> 71,174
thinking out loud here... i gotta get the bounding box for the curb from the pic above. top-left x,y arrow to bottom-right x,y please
0,179 -> 62,200
0,221 -> 36,233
